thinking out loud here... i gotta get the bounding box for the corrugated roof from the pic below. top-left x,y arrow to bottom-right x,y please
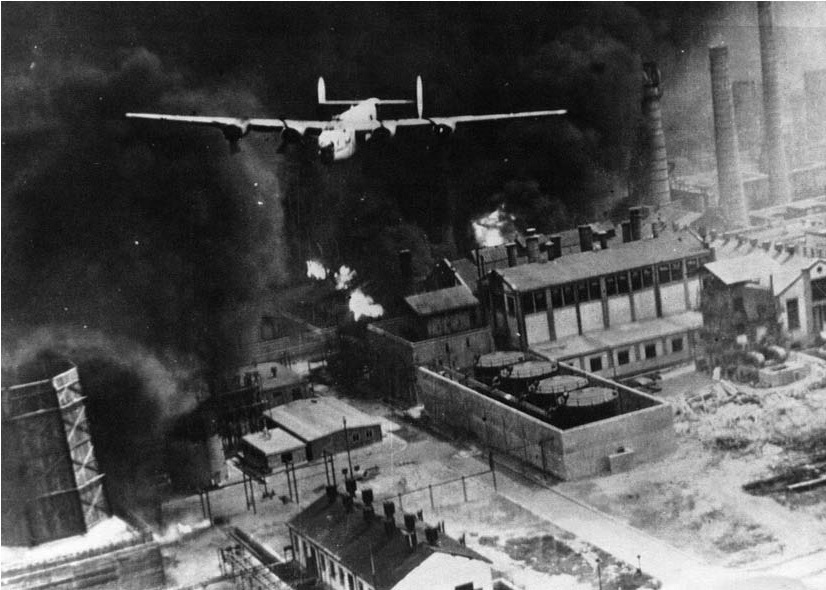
450,258 -> 480,294
265,397 -> 380,442
289,495 -> 490,590
704,254 -> 777,287
242,429 -> 305,457
404,285 -> 478,317
497,232 -> 708,292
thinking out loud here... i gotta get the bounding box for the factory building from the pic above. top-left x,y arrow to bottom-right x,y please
240,428 -> 308,473
288,489 -> 493,590
2,359 -> 109,546
264,397 -> 382,462
1,357 -> 166,589
366,283 -> 493,402
705,234 -> 826,345
488,229 -> 711,378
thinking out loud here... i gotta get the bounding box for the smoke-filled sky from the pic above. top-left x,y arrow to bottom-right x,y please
2,2 -> 825,516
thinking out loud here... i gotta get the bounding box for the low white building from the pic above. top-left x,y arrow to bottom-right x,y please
287,491 -> 492,590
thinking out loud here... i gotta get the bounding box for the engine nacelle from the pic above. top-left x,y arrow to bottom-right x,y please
371,122 -> 398,141
222,121 -> 250,153
428,118 -> 456,138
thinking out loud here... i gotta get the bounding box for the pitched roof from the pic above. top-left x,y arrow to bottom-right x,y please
289,495 -> 489,590
404,285 -> 478,317
497,232 -> 708,292
265,397 -> 380,442
450,258 -> 480,294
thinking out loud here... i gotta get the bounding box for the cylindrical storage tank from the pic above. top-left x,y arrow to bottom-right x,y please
474,351 -> 525,384
554,386 -> 619,429
2,358 -> 109,546
529,375 -> 588,409
499,360 -> 557,397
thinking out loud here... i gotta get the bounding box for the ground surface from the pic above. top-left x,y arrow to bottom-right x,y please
159,365 -> 826,589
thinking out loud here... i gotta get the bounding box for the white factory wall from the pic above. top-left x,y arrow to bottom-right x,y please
579,301 -> 604,333
607,296 -> 632,325
633,289 -> 657,320
525,312 -> 550,345
660,283 -> 687,316
554,308 -> 579,338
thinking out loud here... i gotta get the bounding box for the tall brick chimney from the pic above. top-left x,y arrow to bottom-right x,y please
642,62 -> 671,208
758,1 -> 792,205
709,45 -> 748,227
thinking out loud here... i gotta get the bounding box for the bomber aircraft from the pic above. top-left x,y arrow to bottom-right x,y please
126,76 -> 566,162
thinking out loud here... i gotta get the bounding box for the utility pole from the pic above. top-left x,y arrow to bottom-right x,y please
343,417 -> 354,475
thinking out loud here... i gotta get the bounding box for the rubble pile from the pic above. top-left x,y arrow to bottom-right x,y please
676,357 -> 826,452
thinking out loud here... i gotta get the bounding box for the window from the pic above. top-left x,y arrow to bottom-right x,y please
445,343 -> 450,354
686,258 -> 700,277
330,560 -> 336,577
339,566 -> 345,584
630,269 -> 642,291
671,337 -> 684,353
658,264 -> 671,284
505,295 -> 516,316
589,356 -> 603,372
521,292 -> 535,314
577,281 -> 590,302
787,298 -> 801,330
366,430 -> 373,438
260,316 -> 276,341
642,266 -> 654,287
644,343 -> 657,359
813,278 -> 826,302
352,432 -> 360,442
605,275 -> 617,296
617,349 -> 630,365
562,284 -> 575,306
348,573 -> 355,590
535,290 -> 547,311
617,272 -> 630,294
671,261 -> 684,281
589,279 -> 602,300
550,287 -> 563,308
733,297 -> 745,313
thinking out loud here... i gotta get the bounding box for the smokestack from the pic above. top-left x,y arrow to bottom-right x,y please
709,45 -> 749,227
621,220 -> 632,243
548,235 -> 562,260
505,242 -> 518,267
526,235 -> 540,263
642,62 -> 671,208
398,249 -> 413,284
804,70 -> 826,146
758,1 -> 792,205
578,225 -> 593,252
629,207 -> 643,241
732,80 -> 762,162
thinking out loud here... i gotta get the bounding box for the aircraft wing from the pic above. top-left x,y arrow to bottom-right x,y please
379,109 -> 567,131
125,113 -> 331,135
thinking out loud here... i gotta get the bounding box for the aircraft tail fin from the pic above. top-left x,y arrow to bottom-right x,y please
316,75 -> 422,113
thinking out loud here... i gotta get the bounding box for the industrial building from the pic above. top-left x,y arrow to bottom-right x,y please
704,234 -> 826,344
1,358 -> 166,589
264,397 -> 382,461
2,359 -> 109,546
287,488 -> 493,590
240,428 -> 308,473
488,229 -> 711,378
366,283 -> 493,402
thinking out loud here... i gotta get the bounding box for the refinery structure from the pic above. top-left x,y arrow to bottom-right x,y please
3,3 -> 826,590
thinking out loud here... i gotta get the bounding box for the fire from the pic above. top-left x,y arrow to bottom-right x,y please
306,260 -> 328,280
348,288 -> 384,320
334,265 -> 356,291
472,205 -> 514,247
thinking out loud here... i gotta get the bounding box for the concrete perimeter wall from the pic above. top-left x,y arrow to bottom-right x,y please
416,367 -> 675,480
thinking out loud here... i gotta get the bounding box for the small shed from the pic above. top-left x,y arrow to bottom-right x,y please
404,285 -> 480,340
240,429 -> 307,473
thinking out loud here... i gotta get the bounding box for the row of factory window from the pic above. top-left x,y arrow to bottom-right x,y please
585,335 -> 685,372
292,532 -> 371,590
515,256 -> 707,314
